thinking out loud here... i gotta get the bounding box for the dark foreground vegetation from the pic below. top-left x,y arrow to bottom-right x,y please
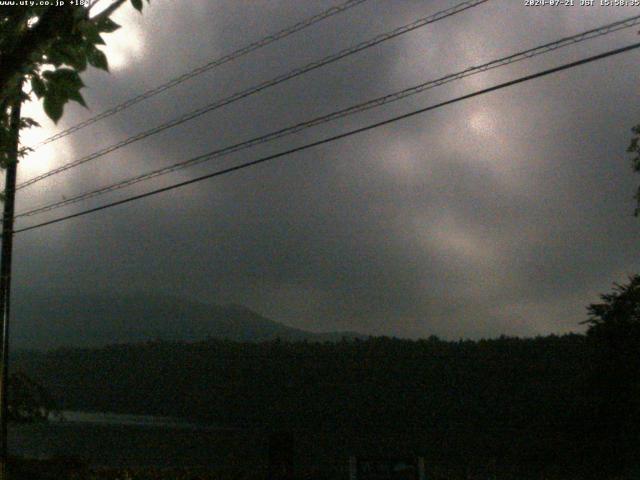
10,276 -> 640,478
6,460 -> 627,480
11,335 -> 639,478
7,458 -> 254,480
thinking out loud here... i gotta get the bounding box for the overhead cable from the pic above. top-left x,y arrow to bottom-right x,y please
29,0 -> 371,149
14,41 -> 640,234
16,14 -> 640,219
17,0 -> 490,190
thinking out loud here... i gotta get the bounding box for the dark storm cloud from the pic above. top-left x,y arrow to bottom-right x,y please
11,0 -> 640,340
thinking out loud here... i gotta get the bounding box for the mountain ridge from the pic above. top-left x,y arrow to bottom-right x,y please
10,292 -> 366,350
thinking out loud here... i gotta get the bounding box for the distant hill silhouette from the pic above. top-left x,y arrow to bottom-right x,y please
12,334 -> 601,478
10,293 -> 365,350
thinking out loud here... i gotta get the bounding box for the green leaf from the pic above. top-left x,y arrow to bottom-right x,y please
72,4 -> 88,21
48,43 -> 87,71
88,30 -> 105,46
63,44 -> 87,71
78,20 -> 105,44
131,0 -> 143,12
46,47 -> 65,67
44,68 -> 84,97
31,75 -> 46,98
68,89 -> 87,108
18,146 -> 34,159
19,117 -> 40,129
87,47 -> 108,72
95,17 -> 120,33
43,94 -> 64,123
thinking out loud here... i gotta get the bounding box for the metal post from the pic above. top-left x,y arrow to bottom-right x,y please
267,430 -> 294,480
418,457 -> 425,480
349,456 -> 357,480
0,88 -> 23,479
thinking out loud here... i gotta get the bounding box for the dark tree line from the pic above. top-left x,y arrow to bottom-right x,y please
581,275 -> 640,477
10,276 -> 640,478
6,334 -> 600,476
6,372 -> 57,423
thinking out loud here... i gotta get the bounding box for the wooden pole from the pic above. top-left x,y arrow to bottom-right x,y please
0,85 -> 23,480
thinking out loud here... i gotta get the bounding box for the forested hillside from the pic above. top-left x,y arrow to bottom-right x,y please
14,334 -> 627,476
11,293 -> 364,349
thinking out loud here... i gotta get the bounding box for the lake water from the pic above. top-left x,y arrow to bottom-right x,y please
50,411 -> 202,429
8,413 -> 379,475
8,411 -> 265,468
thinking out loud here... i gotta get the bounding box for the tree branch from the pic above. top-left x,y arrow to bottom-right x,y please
0,0 -> 126,101
90,0 -> 127,22
0,7 -> 67,99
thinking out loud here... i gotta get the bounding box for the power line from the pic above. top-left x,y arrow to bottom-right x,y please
14,41 -> 640,234
17,0 -> 490,190
15,14 -> 640,219
29,0 -> 370,149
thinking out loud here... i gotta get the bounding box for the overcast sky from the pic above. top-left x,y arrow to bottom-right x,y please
10,0 -> 640,339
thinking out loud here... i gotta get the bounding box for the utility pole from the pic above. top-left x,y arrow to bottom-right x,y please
0,85 -> 23,479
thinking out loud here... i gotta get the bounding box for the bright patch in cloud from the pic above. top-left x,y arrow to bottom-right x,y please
17,96 -> 73,182
100,8 -> 145,71
468,109 -> 496,137
381,136 -> 431,181
416,214 -> 495,265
